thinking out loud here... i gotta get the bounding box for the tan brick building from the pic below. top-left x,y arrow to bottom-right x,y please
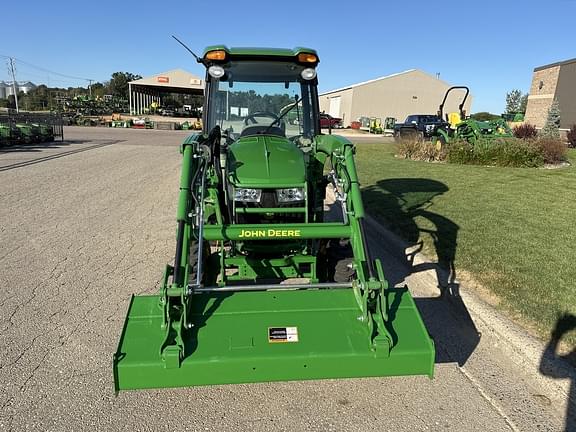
524,58 -> 576,129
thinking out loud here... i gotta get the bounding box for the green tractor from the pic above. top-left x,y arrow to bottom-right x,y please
2,123 -> 23,145
113,46 -> 434,391
31,123 -> 55,142
434,86 -> 512,148
0,123 -> 10,147
15,123 -> 37,144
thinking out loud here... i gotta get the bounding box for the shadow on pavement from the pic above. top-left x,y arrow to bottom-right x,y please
539,314 -> 576,431
0,140 -> 120,172
362,178 -> 480,366
0,139 -> 95,154
0,140 -> 72,154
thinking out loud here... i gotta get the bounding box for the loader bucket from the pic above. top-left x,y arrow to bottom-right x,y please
113,286 -> 434,391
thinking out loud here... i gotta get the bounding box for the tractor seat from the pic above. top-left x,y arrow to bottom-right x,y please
448,112 -> 461,128
240,125 -> 286,138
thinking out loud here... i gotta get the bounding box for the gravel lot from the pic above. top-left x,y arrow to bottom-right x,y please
0,127 -> 569,431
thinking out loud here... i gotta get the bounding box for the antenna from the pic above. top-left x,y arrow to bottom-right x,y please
171,35 -> 205,64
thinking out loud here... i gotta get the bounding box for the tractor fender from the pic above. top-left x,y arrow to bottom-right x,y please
435,128 -> 450,141
314,134 -> 353,157
180,132 -> 205,154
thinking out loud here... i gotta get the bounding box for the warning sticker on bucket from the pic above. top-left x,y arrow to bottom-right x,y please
268,327 -> 299,343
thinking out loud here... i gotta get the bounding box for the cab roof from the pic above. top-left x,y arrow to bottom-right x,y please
202,46 -> 319,62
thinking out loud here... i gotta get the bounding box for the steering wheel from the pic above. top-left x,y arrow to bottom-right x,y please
243,111 -> 281,126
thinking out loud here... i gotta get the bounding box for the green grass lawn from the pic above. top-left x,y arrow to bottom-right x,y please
355,141 -> 576,346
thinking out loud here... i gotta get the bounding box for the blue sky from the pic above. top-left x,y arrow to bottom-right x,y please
1,0 -> 574,113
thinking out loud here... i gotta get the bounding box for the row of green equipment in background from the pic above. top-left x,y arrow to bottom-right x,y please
0,121 -> 55,146
67,114 -> 202,131
57,95 -> 129,117
108,118 -> 201,130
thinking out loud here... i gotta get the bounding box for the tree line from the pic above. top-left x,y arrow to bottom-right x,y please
0,72 -> 141,111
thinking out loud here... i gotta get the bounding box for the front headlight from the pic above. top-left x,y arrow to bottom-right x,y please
208,65 -> 225,78
300,68 -> 317,80
234,188 -> 262,202
277,188 -> 304,203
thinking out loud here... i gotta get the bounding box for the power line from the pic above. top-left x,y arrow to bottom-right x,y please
0,71 -> 77,84
0,53 -> 93,83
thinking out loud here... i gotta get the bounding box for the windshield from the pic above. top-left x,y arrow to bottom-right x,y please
206,61 -> 318,139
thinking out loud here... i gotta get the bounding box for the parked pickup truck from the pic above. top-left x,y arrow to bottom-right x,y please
394,114 -> 448,140
320,113 -> 343,129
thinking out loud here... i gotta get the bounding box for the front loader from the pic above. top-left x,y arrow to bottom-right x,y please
113,46 -> 434,391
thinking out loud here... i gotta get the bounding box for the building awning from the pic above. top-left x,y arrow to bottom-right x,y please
128,69 -> 204,115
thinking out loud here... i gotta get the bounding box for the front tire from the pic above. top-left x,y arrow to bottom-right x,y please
435,135 -> 447,151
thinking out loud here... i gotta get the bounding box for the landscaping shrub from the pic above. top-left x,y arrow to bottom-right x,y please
445,140 -> 475,165
400,136 -> 565,168
397,138 -> 445,162
447,138 -> 543,167
513,123 -> 537,139
567,125 -> 576,148
531,137 -> 567,164
496,139 -> 544,167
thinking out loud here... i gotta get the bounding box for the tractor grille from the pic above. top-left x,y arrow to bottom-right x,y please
261,190 -> 278,208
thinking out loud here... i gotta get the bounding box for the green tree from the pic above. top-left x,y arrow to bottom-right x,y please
90,82 -> 106,98
108,72 -> 142,99
519,93 -> 528,114
540,99 -> 561,138
7,94 -> 17,109
470,112 -> 501,121
26,85 -> 50,110
505,89 -> 526,114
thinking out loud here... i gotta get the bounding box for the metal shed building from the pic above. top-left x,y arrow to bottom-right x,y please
319,69 -> 473,127
128,69 -> 204,115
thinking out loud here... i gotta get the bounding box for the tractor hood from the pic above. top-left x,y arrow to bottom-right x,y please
228,135 -> 305,186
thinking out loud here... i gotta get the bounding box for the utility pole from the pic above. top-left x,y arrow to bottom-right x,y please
88,79 -> 93,97
7,57 -> 19,113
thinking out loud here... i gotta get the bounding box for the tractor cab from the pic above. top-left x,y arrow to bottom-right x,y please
203,46 -> 320,142
201,47 -> 323,237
